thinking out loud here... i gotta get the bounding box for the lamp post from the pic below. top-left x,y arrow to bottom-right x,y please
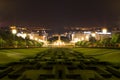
12,29 -> 17,34
23,33 -> 27,47
102,28 -> 107,34
102,28 -> 107,39
12,29 -> 17,48
86,35 -> 89,41
91,33 -> 96,37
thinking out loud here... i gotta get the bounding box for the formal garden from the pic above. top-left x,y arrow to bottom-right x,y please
0,48 -> 120,80
0,28 -> 120,80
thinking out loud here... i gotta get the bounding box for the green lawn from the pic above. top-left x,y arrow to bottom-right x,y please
0,47 -> 120,64
73,48 -> 120,63
0,48 -> 47,64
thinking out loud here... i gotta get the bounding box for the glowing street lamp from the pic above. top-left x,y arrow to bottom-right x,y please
91,33 -> 96,37
12,29 -> 17,48
12,29 -> 17,34
102,28 -> 107,34
23,33 -> 27,39
86,35 -> 89,40
81,37 -> 84,41
23,33 -> 27,47
35,38 -> 38,41
43,36 -> 45,41
30,36 -> 33,40
71,34 -> 74,41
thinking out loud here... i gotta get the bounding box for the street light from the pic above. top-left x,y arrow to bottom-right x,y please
23,33 -> 27,39
86,35 -> 89,41
102,28 -> 107,34
30,36 -> 33,40
12,29 -> 17,34
102,28 -> 107,40
23,33 -> 27,47
91,33 -> 96,37
35,38 -> 38,41
12,29 -> 17,48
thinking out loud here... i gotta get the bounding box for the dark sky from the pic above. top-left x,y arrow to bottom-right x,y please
0,0 -> 120,32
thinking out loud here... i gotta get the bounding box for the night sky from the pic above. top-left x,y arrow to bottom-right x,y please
0,0 -> 120,32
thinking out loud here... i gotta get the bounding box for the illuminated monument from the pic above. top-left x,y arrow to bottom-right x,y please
53,35 -> 65,46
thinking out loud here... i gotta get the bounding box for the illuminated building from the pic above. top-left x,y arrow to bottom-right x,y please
69,27 -> 112,43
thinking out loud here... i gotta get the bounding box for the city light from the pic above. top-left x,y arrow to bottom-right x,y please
102,28 -> 107,34
53,41 -> 65,46
35,38 -> 38,41
12,29 -> 17,34
91,33 -> 96,37
16,33 -> 27,39
23,33 -> 27,39
30,36 -> 33,40
12,29 -> 17,48
73,38 -> 80,42
86,35 -> 89,40
81,37 -> 84,41
39,39 -> 43,42
97,32 -> 111,34
43,35 -> 45,41
84,31 -> 91,34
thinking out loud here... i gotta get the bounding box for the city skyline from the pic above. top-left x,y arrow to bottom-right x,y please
0,0 -> 120,32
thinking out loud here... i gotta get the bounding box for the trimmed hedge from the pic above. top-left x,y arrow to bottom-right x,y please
0,66 -> 13,78
95,67 -> 112,78
94,72 -> 105,80
106,66 -> 120,78
38,74 -> 55,79
66,74 -> 81,79
8,67 -> 25,79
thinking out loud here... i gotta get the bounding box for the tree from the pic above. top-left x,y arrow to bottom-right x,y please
101,38 -> 111,47
110,34 -> 120,47
75,41 -> 90,47
0,37 -> 6,48
89,35 -> 96,47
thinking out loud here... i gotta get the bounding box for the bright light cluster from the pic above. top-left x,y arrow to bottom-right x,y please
12,29 -> 17,34
53,41 -> 65,46
71,28 -> 112,43
17,33 -> 26,39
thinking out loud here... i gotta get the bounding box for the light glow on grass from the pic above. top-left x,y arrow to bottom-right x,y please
73,48 -> 120,63
0,48 -> 47,64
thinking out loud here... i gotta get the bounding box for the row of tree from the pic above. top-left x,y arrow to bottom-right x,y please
75,33 -> 120,48
0,30 -> 43,48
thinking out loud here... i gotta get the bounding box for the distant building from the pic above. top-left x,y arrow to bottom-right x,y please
68,28 -> 112,43
112,27 -> 120,34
